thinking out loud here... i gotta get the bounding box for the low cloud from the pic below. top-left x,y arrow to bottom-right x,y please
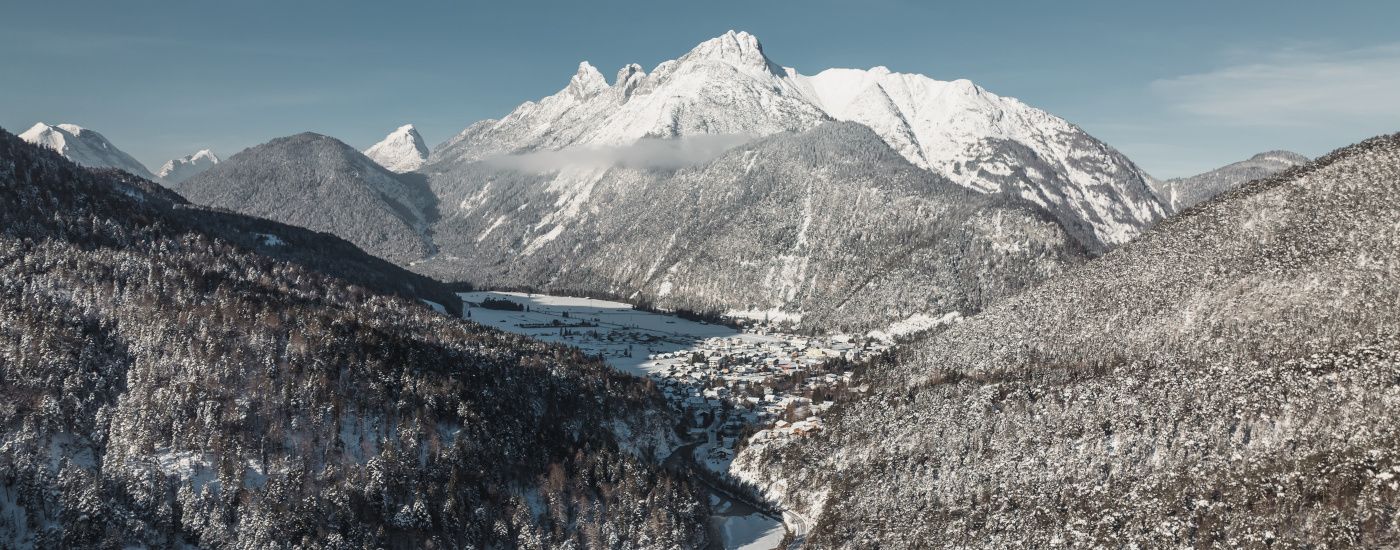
1151,42 -> 1400,126
482,134 -> 753,173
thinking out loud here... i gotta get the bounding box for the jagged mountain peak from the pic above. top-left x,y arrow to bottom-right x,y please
678,30 -> 778,73
156,148 -> 221,184
364,124 -> 429,173
568,61 -> 608,99
614,63 -> 647,98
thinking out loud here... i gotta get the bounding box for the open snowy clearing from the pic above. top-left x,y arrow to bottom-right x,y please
718,513 -> 785,550
460,291 -> 774,376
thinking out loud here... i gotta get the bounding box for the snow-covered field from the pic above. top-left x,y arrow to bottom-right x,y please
459,291 -> 743,376
718,513 -> 785,550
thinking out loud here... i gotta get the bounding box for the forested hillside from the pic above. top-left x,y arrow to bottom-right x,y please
176,133 -> 438,265
0,129 -> 707,549
734,134 -> 1400,547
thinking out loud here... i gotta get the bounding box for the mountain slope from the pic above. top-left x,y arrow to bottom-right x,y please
0,127 -> 706,548
176,132 -> 437,264
735,134 -> 1400,547
427,31 -> 1164,252
156,148 -> 220,184
794,67 -> 1165,250
364,124 -> 429,173
1152,150 -> 1310,212
417,122 -> 1085,332
19,122 -> 156,180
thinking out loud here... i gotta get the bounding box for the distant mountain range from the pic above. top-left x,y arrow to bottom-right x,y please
19,122 -> 224,186
430,31 -> 1165,252
160,31 -> 1197,331
8,32 -> 1319,334
19,122 -> 158,180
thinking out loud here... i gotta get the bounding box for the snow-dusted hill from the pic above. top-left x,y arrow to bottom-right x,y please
19,122 -> 156,180
364,123 -> 429,172
428,30 -> 1165,252
175,132 -> 438,264
1152,150 -> 1310,213
156,148 -> 220,184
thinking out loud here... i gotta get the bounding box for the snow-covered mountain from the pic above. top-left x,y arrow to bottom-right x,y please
363,123 -> 429,172
418,122 -> 1084,332
428,30 -> 1165,252
793,67 -> 1165,249
430,31 -> 828,166
1151,150 -> 1309,213
19,122 -> 156,180
155,148 -> 220,184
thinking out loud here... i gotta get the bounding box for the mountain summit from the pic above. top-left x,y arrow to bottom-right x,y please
18,122 -> 156,180
363,123 -> 429,172
156,149 -> 220,184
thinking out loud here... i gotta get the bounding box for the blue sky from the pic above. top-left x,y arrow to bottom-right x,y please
3,0 -> 1398,177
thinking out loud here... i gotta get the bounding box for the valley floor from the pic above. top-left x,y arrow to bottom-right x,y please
458,291 -> 886,549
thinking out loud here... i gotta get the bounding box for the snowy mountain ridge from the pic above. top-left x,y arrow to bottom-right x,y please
18,122 -> 157,180
793,66 -> 1165,248
428,30 -> 1165,252
363,123 -> 429,173
156,148 -> 220,184
1152,149 -> 1310,213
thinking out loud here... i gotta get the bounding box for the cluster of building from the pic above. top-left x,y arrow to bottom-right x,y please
642,328 -> 886,466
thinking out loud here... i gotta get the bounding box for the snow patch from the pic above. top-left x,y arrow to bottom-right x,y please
867,311 -> 963,342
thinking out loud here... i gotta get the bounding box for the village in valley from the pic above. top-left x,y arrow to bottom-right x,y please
642,331 -> 886,472
456,291 -> 890,472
